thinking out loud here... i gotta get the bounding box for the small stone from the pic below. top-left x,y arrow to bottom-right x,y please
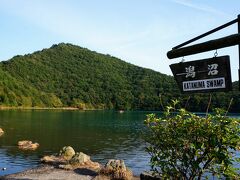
41,155 -> 56,163
18,140 -> 32,146
59,146 -> 75,160
59,164 -> 73,170
41,155 -> 67,165
18,140 -> 39,150
41,155 -> 53,163
0,128 -> 4,136
69,152 -> 90,165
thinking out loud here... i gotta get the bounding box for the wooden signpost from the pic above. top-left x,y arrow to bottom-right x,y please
167,14 -> 240,93
170,56 -> 232,93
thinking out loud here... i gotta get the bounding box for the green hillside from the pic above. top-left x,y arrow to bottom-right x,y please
0,43 -> 239,111
0,43 -> 178,110
0,64 -> 62,107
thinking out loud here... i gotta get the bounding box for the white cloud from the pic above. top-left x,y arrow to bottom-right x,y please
172,0 -> 230,17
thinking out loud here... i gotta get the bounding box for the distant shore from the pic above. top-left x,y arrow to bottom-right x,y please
0,106 -> 122,111
0,106 -> 81,110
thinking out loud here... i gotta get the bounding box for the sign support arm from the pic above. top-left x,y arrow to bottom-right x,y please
167,34 -> 240,59
238,15 -> 240,90
173,18 -> 238,50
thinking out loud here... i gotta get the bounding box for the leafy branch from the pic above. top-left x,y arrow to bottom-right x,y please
144,100 -> 240,179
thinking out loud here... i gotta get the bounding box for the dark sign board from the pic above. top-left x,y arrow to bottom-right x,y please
170,56 -> 232,93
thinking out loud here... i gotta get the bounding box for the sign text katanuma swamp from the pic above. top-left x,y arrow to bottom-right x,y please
170,56 -> 232,93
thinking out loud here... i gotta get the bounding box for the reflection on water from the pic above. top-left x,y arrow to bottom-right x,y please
0,110 -> 154,176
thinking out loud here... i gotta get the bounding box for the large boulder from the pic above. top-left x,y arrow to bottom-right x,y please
59,146 -> 75,160
100,159 -> 132,180
18,140 -> 39,150
69,152 -> 90,165
0,128 -> 4,136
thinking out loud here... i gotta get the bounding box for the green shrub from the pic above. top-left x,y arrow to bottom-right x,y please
144,100 -> 240,179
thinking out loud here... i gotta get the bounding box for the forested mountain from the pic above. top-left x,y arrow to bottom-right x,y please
0,43 -> 239,111
0,43 -> 177,110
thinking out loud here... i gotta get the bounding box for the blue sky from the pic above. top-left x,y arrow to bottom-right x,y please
0,0 -> 240,80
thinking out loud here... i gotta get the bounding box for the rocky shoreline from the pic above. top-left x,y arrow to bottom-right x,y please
0,165 -> 106,180
1,165 -> 140,180
0,146 -> 140,180
1,164 -> 107,180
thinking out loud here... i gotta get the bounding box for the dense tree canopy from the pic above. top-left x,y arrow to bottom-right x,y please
0,43 -> 239,111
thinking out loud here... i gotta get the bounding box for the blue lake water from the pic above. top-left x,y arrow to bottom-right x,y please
0,110 -> 155,176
